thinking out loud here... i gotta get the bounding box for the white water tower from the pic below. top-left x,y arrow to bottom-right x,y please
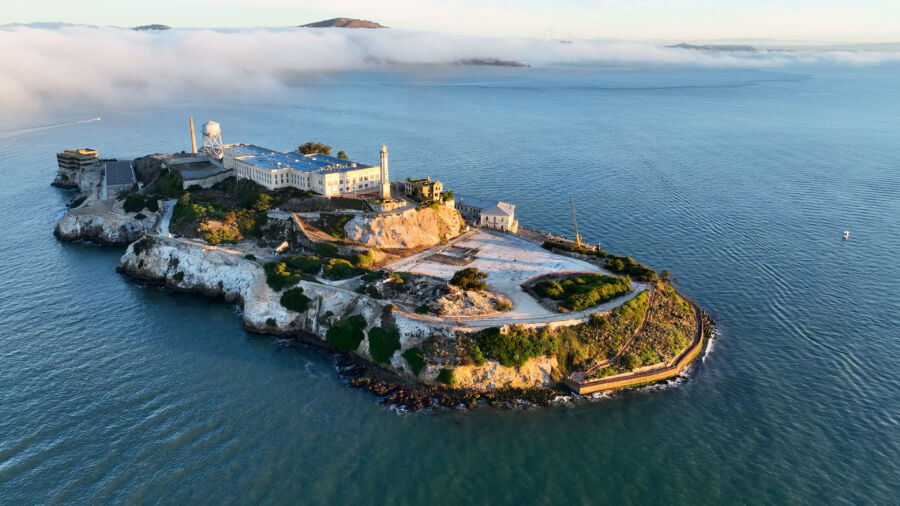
202,121 -> 223,159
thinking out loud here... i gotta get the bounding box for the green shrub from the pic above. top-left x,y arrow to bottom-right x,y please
320,214 -> 353,239
535,280 -> 564,298
244,254 -> 256,261
266,318 -> 277,327
450,267 -> 488,291
337,150 -> 349,160
172,271 -> 184,281
541,240 -> 607,258
283,255 -> 323,275
362,270 -> 382,282
145,198 -> 159,212
151,170 -> 184,197
322,258 -> 362,280
621,352 -> 642,371
605,255 -> 657,282
475,326 -> 556,368
350,249 -> 374,267
253,193 -> 273,212
368,326 -> 401,363
134,213 -> 147,220
469,345 -> 485,366
415,304 -> 429,315
123,193 -> 146,213
496,301 -> 512,312
315,242 -> 339,258
68,196 -> 87,208
326,314 -> 367,351
280,287 -> 311,312
203,229 -> 239,245
402,348 -> 426,376
436,368 -> 456,386
264,262 -> 303,291
234,179 -> 262,208
535,273 -> 631,311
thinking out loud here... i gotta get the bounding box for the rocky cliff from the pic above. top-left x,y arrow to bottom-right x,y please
52,163 -> 101,192
55,199 -> 158,245
117,236 -> 555,391
343,206 -> 463,250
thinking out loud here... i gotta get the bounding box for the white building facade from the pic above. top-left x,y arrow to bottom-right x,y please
456,195 -> 519,233
223,144 -> 388,197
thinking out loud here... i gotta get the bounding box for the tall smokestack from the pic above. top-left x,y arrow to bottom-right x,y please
189,117 -> 197,154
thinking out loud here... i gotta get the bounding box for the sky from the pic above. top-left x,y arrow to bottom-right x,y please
3,0 -> 900,43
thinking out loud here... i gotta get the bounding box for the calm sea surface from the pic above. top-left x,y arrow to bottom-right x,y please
0,63 -> 898,504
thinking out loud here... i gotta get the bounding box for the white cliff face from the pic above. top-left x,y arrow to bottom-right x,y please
55,199 -> 158,245
344,205 -> 463,249
53,164 -> 102,192
118,236 -> 558,391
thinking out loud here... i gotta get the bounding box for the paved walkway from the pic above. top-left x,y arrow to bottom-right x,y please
154,198 -> 177,236
386,229 -> 648,328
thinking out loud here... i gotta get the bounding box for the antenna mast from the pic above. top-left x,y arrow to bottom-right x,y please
570,195 -> 582,248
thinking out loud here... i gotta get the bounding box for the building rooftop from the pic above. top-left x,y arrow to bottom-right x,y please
226,144 -> 278,158
105,160 -> 135,186
58,148 -> 98,158
242,151 -> 375,174
456,194 -> 516,216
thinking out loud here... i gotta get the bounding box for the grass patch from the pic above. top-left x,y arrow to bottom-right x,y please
415,304 -> 429,315
402,348 -> 426,376
368,326 -> 401,363
326,314 -> 367,351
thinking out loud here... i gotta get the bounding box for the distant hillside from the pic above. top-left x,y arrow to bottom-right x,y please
300,18 -> 386,29
457,58 -> 529,68
667,43 -> 757,52
134,24 -> 171,31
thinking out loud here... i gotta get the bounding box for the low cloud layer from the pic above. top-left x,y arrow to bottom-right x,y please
2,25 -> 899,113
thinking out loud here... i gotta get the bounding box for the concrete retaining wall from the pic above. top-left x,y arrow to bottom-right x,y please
565,300 -> 705,395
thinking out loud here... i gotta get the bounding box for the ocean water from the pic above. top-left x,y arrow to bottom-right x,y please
1,63 -> 898,504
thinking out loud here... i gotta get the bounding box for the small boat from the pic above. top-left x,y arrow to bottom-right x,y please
842,230 -> 850,240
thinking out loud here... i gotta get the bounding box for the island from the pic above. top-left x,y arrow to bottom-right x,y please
51,119 -> 712,409
300,18 -> 387,29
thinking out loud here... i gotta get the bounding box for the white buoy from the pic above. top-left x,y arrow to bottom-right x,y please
842,230 -> 850,240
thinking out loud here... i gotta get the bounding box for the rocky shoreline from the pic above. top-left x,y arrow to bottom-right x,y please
336,355 -> 561,410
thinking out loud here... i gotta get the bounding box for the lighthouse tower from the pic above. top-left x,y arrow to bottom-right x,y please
380,144 -> 390,200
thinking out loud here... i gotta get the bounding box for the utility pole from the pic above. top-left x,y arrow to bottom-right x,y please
570,195 -> 582,248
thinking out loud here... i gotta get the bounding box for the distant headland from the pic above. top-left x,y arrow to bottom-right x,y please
300,18 -> 387,29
